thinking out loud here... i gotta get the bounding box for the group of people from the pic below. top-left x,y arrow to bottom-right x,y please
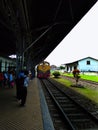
0,70 -> 15,88
0,69 -> 30,107
15,70 -> 30,107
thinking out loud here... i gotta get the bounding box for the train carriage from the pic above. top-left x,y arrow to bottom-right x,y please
37,61 -> 50,78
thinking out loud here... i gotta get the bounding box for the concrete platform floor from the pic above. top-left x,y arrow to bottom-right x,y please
0,78 -> 43,130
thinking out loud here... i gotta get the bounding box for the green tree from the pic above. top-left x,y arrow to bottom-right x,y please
60,66 -> 65,70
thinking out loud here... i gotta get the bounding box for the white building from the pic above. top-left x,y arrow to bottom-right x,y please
64,57 -> 98,72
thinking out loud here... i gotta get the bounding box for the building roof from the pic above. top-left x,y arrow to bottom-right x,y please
64,56 -> 98,66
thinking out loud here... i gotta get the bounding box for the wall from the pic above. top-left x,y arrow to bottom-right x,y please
78,58 -> 98,72
0,57 -> 16,72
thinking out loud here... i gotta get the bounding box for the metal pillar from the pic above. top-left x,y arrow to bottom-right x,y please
16,36 -> 25,75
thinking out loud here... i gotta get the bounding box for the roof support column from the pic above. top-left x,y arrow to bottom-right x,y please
16,36 -> 25,75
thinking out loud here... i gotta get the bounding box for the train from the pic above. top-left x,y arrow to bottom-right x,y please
37,61 -> 50,78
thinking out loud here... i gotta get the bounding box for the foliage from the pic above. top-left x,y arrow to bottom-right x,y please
52,71 -> 60,78
60,66 -> 65,70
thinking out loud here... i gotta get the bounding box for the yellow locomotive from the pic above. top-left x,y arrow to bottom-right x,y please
37,61 -> 50,78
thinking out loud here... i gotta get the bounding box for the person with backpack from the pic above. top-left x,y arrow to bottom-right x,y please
19,70 -> 30,107
15,70 -> 25,101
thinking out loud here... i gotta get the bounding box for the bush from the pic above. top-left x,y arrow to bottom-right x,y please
52,71 -> 60,78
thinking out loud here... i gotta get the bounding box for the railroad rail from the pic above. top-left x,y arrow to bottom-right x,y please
40,79 -> 98,130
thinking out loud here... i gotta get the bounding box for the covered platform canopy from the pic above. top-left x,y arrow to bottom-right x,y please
0,0 -> 97,70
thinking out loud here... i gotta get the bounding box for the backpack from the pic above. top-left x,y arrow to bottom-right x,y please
15,77 -> 25,88
19,77 -> 25,87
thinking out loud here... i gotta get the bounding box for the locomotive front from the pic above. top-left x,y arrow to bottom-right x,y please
37,61 -> 50,78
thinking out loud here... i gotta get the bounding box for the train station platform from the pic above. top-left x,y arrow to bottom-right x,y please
0,78 -> 54,130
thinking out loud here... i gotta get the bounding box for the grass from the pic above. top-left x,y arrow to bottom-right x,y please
74,87 -> 98,103
63,72 -> 98,82
53,75 -> 98,104
80,74 -> 98,82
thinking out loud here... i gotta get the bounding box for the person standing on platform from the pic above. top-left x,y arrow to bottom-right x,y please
15,70 -> 25,101
19,70 -> 30,107
8,71 -> 14,88
3,71 -> 8,87
0,71 -> 4,88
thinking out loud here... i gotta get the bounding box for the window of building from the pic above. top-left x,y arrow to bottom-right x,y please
86,60 -> 90,65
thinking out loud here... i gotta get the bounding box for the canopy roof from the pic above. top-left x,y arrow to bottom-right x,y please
0,0 -> 97,66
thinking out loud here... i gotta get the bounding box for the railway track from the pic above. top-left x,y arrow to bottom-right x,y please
40,79 -> 98,130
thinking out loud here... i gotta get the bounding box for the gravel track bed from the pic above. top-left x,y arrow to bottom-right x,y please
51,77 -> 98,120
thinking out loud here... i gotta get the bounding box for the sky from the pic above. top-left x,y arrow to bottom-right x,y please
45,2 -> 98,66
